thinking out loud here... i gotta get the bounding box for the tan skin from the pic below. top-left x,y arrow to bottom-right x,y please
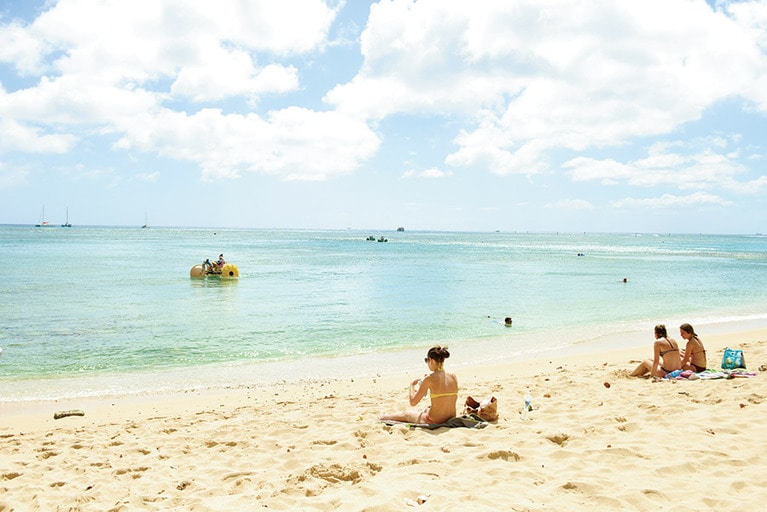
379,357 -> 458,424
631,329 -> 682,378
680,328 -> 706,372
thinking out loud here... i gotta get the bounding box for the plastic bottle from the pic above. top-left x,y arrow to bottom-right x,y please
522,394 -> 532,420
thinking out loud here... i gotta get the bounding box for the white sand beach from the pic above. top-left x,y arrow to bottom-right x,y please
2,328 -> 766,511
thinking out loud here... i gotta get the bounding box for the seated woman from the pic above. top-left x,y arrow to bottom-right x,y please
679,323 -> 706,372
379,346 -> 458,424
630,324 -> 682,378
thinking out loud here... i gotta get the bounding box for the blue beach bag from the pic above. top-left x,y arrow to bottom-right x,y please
721,347 -> 746,369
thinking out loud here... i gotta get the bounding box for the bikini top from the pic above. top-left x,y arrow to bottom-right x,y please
689,337 -> 706,355
659,339 -> 678,356
429,391 -> 458,399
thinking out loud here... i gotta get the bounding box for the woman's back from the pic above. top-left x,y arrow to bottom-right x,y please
425,371 -> 458,423
657,337 -> 682,371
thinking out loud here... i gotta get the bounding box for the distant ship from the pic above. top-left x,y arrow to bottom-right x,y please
396,226 -> 404,232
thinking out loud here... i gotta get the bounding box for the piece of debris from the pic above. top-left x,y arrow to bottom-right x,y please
54,410 -> 85,420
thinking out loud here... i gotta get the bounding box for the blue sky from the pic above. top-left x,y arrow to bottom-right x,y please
1,0 -> 767,233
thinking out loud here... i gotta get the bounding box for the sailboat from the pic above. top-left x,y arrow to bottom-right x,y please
35,205 -> 52,227
61,207 -> 72,227
141,213 -> 149,229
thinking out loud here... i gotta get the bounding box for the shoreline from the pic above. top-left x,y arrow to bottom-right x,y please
1,324 -> 765,509
3,315 -> 767,405
3,324 -> 765,430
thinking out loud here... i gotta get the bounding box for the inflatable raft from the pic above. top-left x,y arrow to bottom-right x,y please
190,262 -> 239,278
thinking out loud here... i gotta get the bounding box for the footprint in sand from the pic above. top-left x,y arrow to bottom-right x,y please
486,450 -> 521,461
37,449 -> 59,460
311,440 -> 338,446
546,433 -> 570,447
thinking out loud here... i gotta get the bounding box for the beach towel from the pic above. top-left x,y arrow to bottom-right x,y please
724,369 -> 757,378
667,369 -> 757,380
380,414 -> 489,430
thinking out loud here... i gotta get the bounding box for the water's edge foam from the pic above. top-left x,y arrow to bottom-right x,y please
4,315 -> 766,404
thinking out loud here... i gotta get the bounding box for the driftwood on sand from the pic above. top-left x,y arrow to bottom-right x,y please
53,410 -> 85,420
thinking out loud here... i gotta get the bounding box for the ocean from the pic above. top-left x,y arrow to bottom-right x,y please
2,226 -> 766,402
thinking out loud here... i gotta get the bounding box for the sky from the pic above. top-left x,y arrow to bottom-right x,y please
1,0 -> 767,233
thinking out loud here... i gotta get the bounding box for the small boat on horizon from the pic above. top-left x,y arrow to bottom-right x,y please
61,207 -> 72,227
35,205 -> 53,227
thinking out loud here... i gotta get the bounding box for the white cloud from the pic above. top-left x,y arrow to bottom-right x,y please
723,0 -> 767,110
328,0 -> 767,178
135,171 -> 160,183
402,167 -> 451,179
326,2 -> 523,119
0,21 -> 47,74
729,174 -> 767,194
564,136 -> 756,192
1,0 -> 766,204
0,75 -> 160,125
545,199 -> 594,210
611,191 -> 732,209
446,133 -> 550,176
0,117 -> 76,153
170,54 -> 299,102
0,0 -> 351,182
113,107 -> 380,181
29,0 -> 336,74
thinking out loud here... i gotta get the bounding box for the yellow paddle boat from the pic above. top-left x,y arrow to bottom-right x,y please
190,259 -> 239,278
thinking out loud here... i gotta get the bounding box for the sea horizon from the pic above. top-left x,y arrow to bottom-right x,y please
5,222 -> 766,236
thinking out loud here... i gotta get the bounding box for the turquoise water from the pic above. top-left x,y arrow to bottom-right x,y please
1,226 -> 767,401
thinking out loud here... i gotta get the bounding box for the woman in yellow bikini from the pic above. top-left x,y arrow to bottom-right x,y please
630,324 -> 682,379
379,346 -> 458,424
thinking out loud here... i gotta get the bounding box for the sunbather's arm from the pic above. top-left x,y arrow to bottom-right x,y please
409,375 -> 429,406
